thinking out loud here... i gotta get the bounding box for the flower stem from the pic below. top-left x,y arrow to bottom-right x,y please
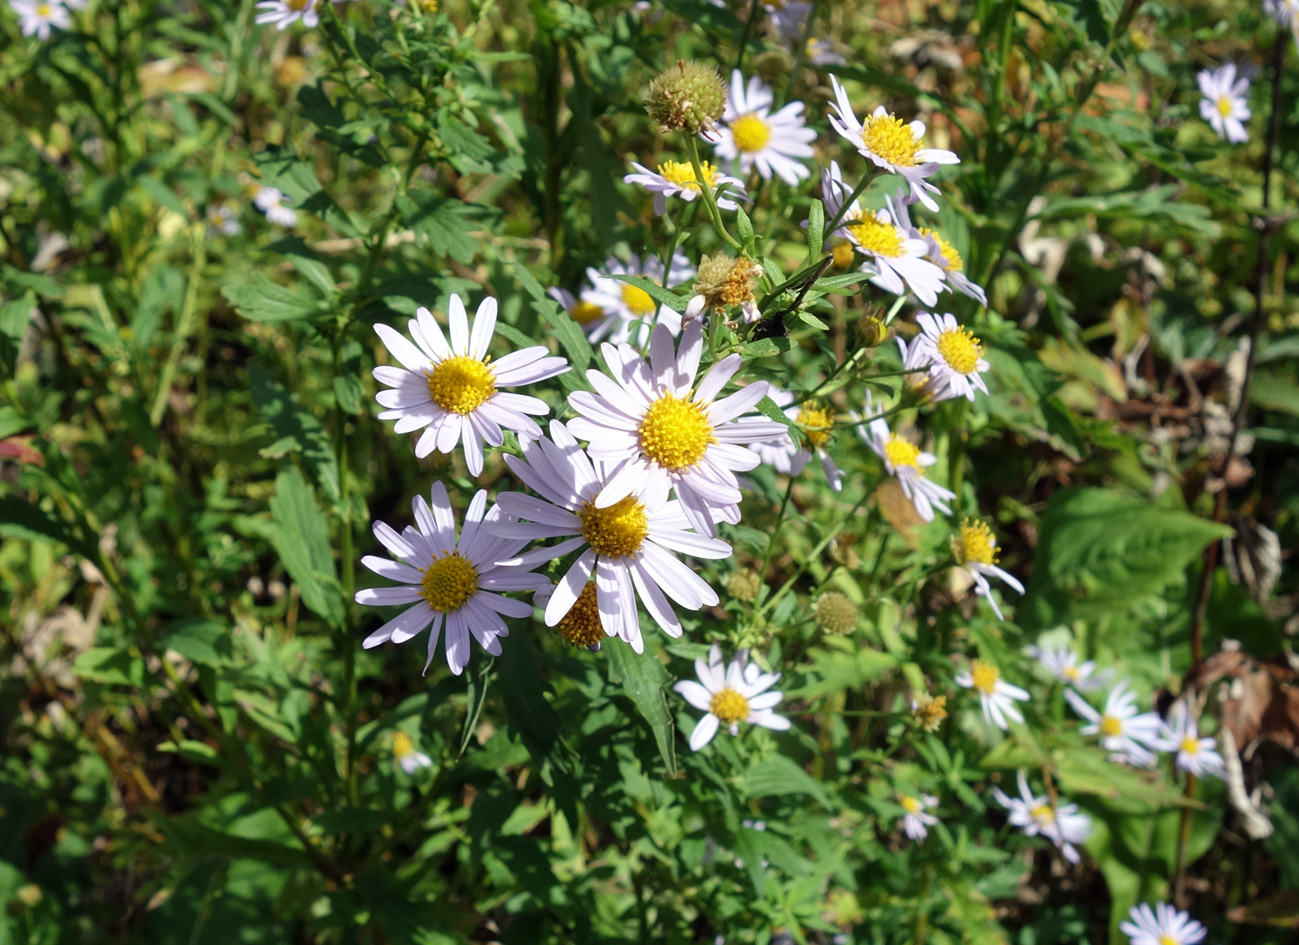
686,136 -> 743,252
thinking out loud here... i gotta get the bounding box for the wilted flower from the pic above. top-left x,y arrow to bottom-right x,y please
724,568 -> 763,602
685,253 -> 763,324
912,693 -> 948,732
813,592 -> 858,634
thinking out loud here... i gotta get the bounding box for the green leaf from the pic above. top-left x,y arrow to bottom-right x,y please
136,174 -> 189,217
222,274 -> 324,323
254,148 -> 363,237
74,647 -> 145,687
158,739 -> 222,766
806,198 -> 824,259
513,264 -> 591,371
160,618 -> 236,667
754,395 -> 796,432
496,632 -> 573,776
785,641 -> 896,700
394,193 -> 487,265
268,465 -> 343,628
737,337 -> 790,358
435,112 -> 496,175
744,755 -> 831,809
0,292 -> 34,375
0,496 -> 84,552
459,659 -> 492,759
249,365 -> 341,501
608,274 -> 687,314
605,639 -> 678,778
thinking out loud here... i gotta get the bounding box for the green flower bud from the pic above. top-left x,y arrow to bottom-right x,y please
813,592 -> 858,634
644,60 -> 727,136
724,568 -> 762,603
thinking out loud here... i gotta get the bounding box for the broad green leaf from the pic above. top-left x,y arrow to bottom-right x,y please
394,192 -> 487,265
0,496 -> 84,552
160,618 -> 236,667
605,639 -> 678,778
0,292 -> 34,375
744,755 -> 832,809
785,641 -> 896,700
249,366 -> 341,501
74,647 -> 145,687
268,465 -> 343,628
222,274 -> 323,323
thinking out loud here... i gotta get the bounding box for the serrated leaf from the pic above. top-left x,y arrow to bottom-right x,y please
160,618 -> 236,666
222,274 -> 323,323
249,366 -> 341,501
744,755 -> 831,809
605,639 -> 677,778
395,192 -> 486,265
268,465 -> 343,628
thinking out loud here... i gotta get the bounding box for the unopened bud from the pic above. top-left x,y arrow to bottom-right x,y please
644,60 -> 727,136
753,49 -> 793,85
813,592 -> 858,634
855,310 -> 889,348
725,568 -> 762,602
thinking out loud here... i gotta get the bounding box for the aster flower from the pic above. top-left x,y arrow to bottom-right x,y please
951,519 -> 1023,619
254,0 -> 319,30
355,483 -> 550,676
805,38 -> 846,67
488,421 -> 733,652
911,312 -> 991,402
1065,682 -> 1163,767
1197,64 -> 1250,144
206,203 -> 242,238
762,0 -> 810,39
992,771 -> 1092,864
674,645 -> 790,751
547,287 -> 608,332
372,296 -> 568,475
1266,0 -> 1299,25
252,186 -> 298,227
955,659 -> 1030,730
883,194 -> 986,305
392,731 -> 433,774
1026,643 -> 1109,692
1120,903 -> 1207,945
714,70 -> 816,185
580,251 -> 696,345
827,75 -> 960,211
751,385 -> 841,492
11,0 -> 70,38
1153,703 -> 1226,780
898,793 -> 939,841
623,160 -> 747,216
859,416 -> 954,522
566,320 -> 788,538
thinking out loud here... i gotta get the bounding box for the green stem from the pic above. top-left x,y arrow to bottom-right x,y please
686,136 -> 743,252
150,223 -> 207,426
732,0 -> 763,72
758,490 -> 871,619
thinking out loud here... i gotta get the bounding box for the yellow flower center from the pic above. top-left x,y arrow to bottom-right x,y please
579,496 -> 650,558
935,327 -> 983,375
419,0 -> 438,12
1159,937 -> 1178,945
1030,804 -> 1056,825
730,113 -> 772,153
953,520 -> 997,566
831,240 -> 857,269
1216,96 -> 1233,118
555,582 -> 606,649
861,111 -> 920,166
36,2 -> 52,15
1180,736 -> 1200,755
287,0 -> 310,10
570,300 -> 605,325
638,392 -> 715,472
621,283 -> 657,318
1100,714 -> 1124,737
419,552 -> 478,612
657,159 -> 719,192
1063,665 -> 1081,681
970,660 -> 1000,695
709,687 -> 750,724
900,795 -> 922,814
796,403 -> 833,450
918,228 -> 964,272
883,434 -> 922,472
393,731 -> 415,759
426,355 -> 495,415
845,213 -> 905,258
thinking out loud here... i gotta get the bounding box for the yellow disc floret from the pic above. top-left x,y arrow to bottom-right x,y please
621,284 -> 657,318
918,228 -> 964,272
658,159 -> 719,192
427,355 -> 496,415
900,795 -> 922,814
1180,736 -> 1200,755
570,300 -> 605,325
1216,96 -> 1233,118
935,327 -> 983,375
709,687 -> 750,724
730,113 -> 772,153
845,213 -> 905,258
796,403 -> 833,450
861,111 -> 920,167
393,731 -> 415,759
883,434 -> 922,472
953,519 -> 997,567
970,659 -> 1000,695
1100,715 -> 1124,737
555,582 -> 606,648
1030,804 -> 1056,825
638,392 -> 715,471
579,496 -> 650,558
287,0 -> 310,9
420,552 -> 478,612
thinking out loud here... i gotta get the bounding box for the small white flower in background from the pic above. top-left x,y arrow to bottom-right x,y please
355,483 -> 550,676
580,251 -> 695,344
882,195 -> 986,305
371,295 -> 569,476
1153,702 -> 1226,780
488,421 -> 733,652
11,0 -> 70,38
951,519 -> 1024,620
955,659 -> 1030,730
762,0 -> 810,39
993,771 -> 1092,864
252,186 -> 298,227
1197,64 -> 1250,144
1026,643 -> 1110,692
1266,0 -> 1299,25
392,731 -> 433,774
255,0 -> 319,30
623,160 -> 747,216
205,203 -> 242,237
714,70 -> 817,185
547,286 -> 610,335
859,416 -> 954,522
566,320 -> 788,538
898,793 -> 939,841
675,644 -> 790,751
804,38 -> 846,67
1120,903 -> 1207,945
1065,682 -> 1163,767
751,385 -> 842,492
912,312 -> 991,402
827,75 -> 960,211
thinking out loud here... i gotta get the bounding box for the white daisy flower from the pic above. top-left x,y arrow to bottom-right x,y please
912,312 -> 991,402
751,385 -> 841,492
1064,682 -> 1163,767
827,74 -> 960,211
255,0 -> 318,30
566,319 -> 789,538
714,70 -> 817,186
11,0 -> 70,38
1197,63 -> 1250,144
392,731 -> 433,774
206,203 -> 242,237
489,421 -> 733,652
1120,903 -> 1208,945
762,0 -> 810,39
1153,702 -> 1226,780
547,286 -> 610,334
992,771 -> 1092,864
355,482 -> 550,676
1265,0 -> 1299,27
955,659 -> 1030,730
858,416 -> 954,522
951,519 -> 1024,620
580,251 -> 696,345
623,160 -> 747,216
898,793 -> 939,841
674,644 -> 790,751
1026,643 -> 1110,692
252,186 -> 298,227
883,194 -> 987,305
372,295 -> 568,475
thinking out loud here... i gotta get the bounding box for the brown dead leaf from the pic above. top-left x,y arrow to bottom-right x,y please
874,479 -> 923,548
1190,650 -> 1299,755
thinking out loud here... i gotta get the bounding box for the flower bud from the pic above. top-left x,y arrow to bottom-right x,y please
753,49 -> 793,85
644,60 -> 727,137
855,309 -> 890,348
813,592 -> 858,634
724,568 -> 762,602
